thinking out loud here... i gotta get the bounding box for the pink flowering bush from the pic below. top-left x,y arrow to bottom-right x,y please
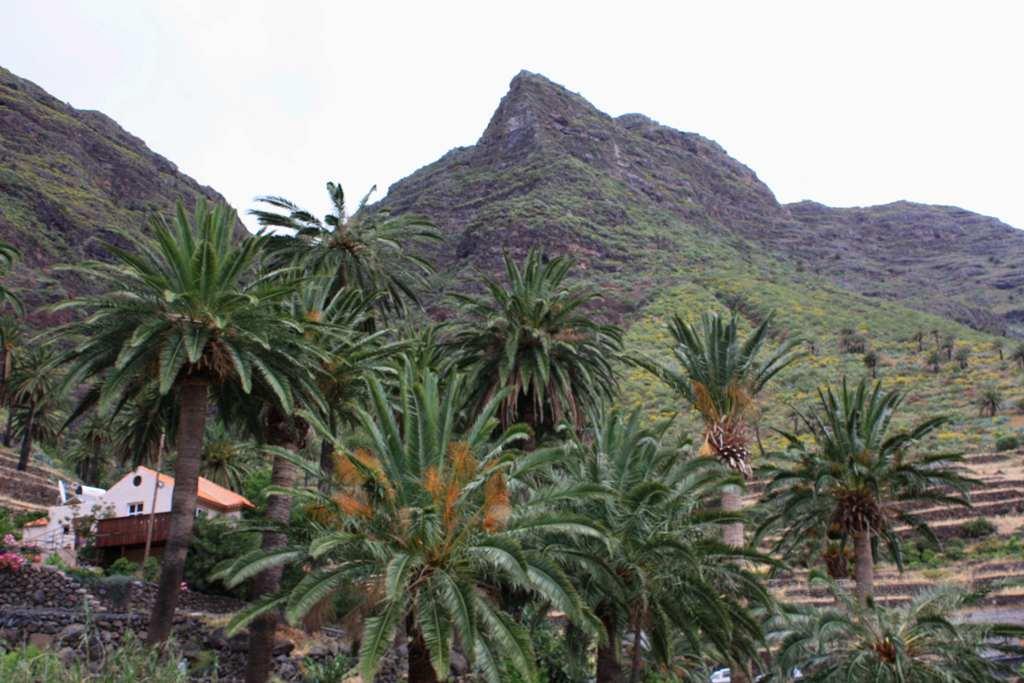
2,533 -> 15,546
0,551 -> 26,572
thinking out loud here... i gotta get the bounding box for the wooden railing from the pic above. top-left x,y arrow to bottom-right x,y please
95,512 -> 171,548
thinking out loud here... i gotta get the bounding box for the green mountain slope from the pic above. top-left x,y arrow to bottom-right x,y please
0,66 -> 245,321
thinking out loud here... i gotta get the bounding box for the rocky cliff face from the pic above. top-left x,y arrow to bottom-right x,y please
382,71 -> 1024,333
0,66 -> 245,322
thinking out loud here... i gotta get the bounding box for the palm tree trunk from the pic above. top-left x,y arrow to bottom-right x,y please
2,403 -> 13,447
721,486 -> 744,548
854,528 -> 874,606
628,615 -> 643,683
146,377 -> 208,646
245,439 -> 299,683
408,618 -> 440,683
319,437 -> 333,492
16,401 -> 35,471
596,603 -> 622,683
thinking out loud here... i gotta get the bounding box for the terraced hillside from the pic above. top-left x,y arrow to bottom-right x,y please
0,448 -> 63,513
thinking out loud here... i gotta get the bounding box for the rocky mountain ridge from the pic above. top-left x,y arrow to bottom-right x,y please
381,70 -> 1024,333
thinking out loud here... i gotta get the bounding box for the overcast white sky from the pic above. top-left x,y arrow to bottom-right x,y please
4,1 -> 1022,230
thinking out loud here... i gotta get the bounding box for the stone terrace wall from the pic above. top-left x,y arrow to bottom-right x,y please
0,564 -> 101,610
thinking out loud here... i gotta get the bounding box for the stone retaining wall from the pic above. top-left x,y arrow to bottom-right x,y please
0,564 -> 101,610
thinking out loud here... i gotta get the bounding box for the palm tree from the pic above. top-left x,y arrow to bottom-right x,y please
53,201 -> 317,645
7,346 -> 64,471
770,578 -> 1024,681
925,350 -> 942,373
976,384 -> 1003,417
991,338 -> 1004,361
758,379 -> 973,605
1011,343 -> 1024,369
251,181 -> 440,320
218,367 -> 599,683
448,249 -> 623,440
954,346 -> 970,370
862,350 -> 879,378
0,240 -> 24,315
560,410 -> 770,683
636,311 -> 801,547
286,280 -> 406,485
0,315 -> 24,447
940,334 -> 955,360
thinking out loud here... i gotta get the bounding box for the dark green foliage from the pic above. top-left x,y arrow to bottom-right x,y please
995,434 -> 1020,452
961,517 -> 997,539
106,557 -> 139,577
448,249 -> 623,437
142,556 -> 161,582
301,653 -> 355,683
185,516 -> 259,598
98,575 -> 135,611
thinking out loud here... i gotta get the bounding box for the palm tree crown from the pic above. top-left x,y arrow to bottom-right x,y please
638,311 -> 801,478
219,366 -> 599,683
771,578 -> 1024,681
447,249 -> 622,438
252,181 -> 441,319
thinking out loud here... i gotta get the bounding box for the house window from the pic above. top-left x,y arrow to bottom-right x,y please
127,502 -> 144,516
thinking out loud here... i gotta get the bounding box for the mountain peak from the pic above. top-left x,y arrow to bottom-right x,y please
472,71 -> 611,163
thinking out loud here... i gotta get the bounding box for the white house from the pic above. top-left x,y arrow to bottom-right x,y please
21,466 -> 254,564
102,466 -> 254,520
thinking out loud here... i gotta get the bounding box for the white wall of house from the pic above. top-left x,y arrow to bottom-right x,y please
104,467 -> 174,518
103,467 -> 238,519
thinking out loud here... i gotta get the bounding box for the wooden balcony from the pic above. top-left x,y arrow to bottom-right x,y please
95,512 -> 171,548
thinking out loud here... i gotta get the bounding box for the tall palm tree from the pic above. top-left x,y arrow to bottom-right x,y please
758,379 -> 973,605
1010,343 -> 1024,369
0,240 -> 24,315
251,181 -> 441,320
0,315 -> 24,447
218,366 -> 600,683
559,410 -> 770,683
53,200 -> 318,645
862,350 -> 879,378
286,280 -> 406,484
976,384 -> 1003,417
8,346 -> 64,471
636,311 -> 801,547
448,249 -> 623,440
770,577 -> 1024,681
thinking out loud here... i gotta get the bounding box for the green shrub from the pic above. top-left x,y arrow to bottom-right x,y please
97,575 -> 135,612
962,517 -> 997,539
944,539 -> 966,561
0,630 -> 197,682
44,554 -> 68,572
995,434 -> 1020,452
142,556 -> 160,582
106,557 -> 139,577
302,654 -> 355,683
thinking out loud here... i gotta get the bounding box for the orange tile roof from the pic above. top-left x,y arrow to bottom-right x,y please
136,466 -> 255,511
25,517 -> 48,527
